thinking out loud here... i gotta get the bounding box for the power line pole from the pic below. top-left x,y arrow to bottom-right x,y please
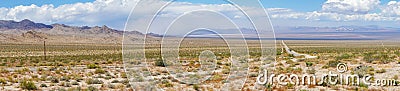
44,40 -> 46,61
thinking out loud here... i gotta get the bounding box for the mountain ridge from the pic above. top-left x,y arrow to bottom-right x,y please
0,19 -> 53,30
0,19 -> 151,44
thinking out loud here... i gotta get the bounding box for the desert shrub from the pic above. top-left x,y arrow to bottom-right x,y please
307,68 -> 316,74
72,75 -> 83,82
94,68 -> 106,74
165,82 -> 173,87
161,80 -> 173,87
217,61 -> 223,65
121,80 -> 129,85
193,84 -> 200,91
249,73 -> 258,77
48,77 -> 59,83
68,87 -> 82,91
121,72 -> 127,78
0,63 -> 6,66
293,67 -> 302,73
86,78 -> 103,84
112,84 -> 124,89
60,76 -> 70,81
60,82 -> 71,87
0,68 -> 9,73
211,75 -> 222,81
352,66 -> 374,77
71,81 -> 79,85
363,52 -> 395,64
277,52 -> 282,55
336,53 -> 351,60
306,62 -> 313,67
376,69 -> 386,73
87,64 -> 100,69
95,75 -> 104,78
111,80 -> 119,83
154,58 -> 166,67
396,81 -> 400,85
0,78 -> 6,84
222,69 -> 230,74
40,83 -> 47,87
31,75 -> 38,80
104,76 -> 112,80
287,83 -> 294,89
265,84 -> 272,90
286,60 -> 295,64
326,60 -> 341,67
87,86 -> 98,91
359,82 -> 368,88
20,80 -> 37,90
288,54 -> 294,57
105,73 -> 112,77
106,83 -> 116,89
322,65 -> 329,69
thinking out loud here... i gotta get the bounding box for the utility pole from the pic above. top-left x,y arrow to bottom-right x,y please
44,40 -> 46,61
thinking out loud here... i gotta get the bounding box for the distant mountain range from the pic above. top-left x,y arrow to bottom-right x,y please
1,19 -> 399,43
0,19 -> 53,30
172,26 -> 400,40
0,19 -> 152,44
273,25 -> 400,40
274,25 -> 400,33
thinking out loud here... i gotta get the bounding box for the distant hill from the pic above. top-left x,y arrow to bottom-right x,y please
273,25 -> 400,40
0,19 -> 153,44
274,25 -> 400,33
0,19 -> 53,30
173,26 -> 400,40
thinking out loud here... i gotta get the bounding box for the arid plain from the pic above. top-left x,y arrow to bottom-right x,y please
2,38 -> 400,90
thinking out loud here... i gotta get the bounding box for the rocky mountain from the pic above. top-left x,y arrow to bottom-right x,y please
0,19 -> 53,30
0,19 -> 152,44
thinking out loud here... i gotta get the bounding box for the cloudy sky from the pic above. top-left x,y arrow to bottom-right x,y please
0,0 -> 399,32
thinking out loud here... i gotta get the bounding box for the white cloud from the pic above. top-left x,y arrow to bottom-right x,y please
0,0 -> 137,29
0,0 -> 399,30
131,1 -> 257,34
382,1 -> 400,17
0,0 -> 252,30
0,8 -> 8,19
266,0 -> 400,22
321,0 -> 380,14
5,4 -> 55,23
267,8 -> 307,19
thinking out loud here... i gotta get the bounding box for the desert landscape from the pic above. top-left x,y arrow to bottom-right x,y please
1,0 -> 399,90
123,39 -> 400,91
1,20 -> 400,91
0,24 -> 400,91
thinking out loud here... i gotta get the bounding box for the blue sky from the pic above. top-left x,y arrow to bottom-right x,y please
178,0 -> 326,12
0,0 -> 395,11
0,0 -> 399,30
0,0 -> 94,8
179,0 -> 397,12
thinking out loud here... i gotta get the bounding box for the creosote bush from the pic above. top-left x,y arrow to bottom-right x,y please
95,68 -> 106,74
87,64 -> 101,69
20,80 -> 37,90
154,58 -> 166,67
86,78 -> 103,84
